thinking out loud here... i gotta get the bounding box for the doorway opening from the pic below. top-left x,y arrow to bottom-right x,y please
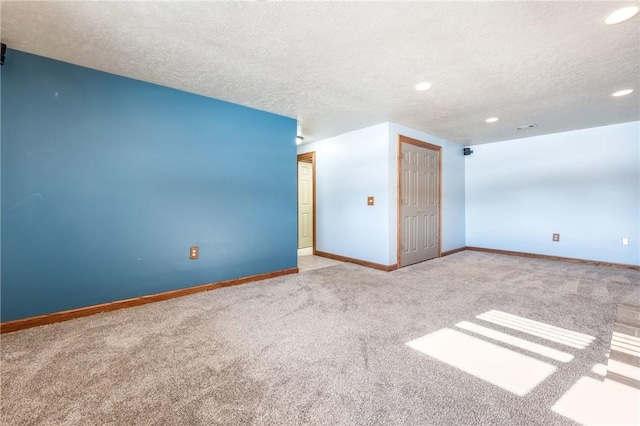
297,152 -> 316,257
397,135 -> 442,268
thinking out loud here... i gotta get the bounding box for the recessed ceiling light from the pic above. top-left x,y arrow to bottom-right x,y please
612,89 -> 634,97
605,6 -> 639,25
415,82 -> 432,91
486,117 -> 499,123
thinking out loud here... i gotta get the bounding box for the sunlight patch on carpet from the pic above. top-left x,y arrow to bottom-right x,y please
607,358 -> 640,383
552,376 -> 640,425
455,321 -> 574,362
591,363 -> 608,376
611,331 -> 640,357
476,310 -> 595,349
406,328 -> 557,396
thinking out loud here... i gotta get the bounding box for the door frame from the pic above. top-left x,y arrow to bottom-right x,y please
397,135 -> 442,267
297,151 -> 316,254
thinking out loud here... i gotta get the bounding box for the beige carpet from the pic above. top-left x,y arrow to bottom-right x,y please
1,251 -> 639,425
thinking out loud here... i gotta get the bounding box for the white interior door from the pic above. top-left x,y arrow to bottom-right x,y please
298,161 -> 313,249
400,143 -> 439,266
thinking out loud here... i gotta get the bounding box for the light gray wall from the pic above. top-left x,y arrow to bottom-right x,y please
300,120 -> 637,266
298,122 -> 465,266
297,123 -> 392,265
465,121 -> 640,265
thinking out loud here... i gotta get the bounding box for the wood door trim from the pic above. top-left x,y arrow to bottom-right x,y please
397,135 -> 442,268
297,151 -> 316,254
0,267 -> 299,334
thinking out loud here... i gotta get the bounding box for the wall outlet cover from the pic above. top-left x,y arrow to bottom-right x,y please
189,246 -> 199,259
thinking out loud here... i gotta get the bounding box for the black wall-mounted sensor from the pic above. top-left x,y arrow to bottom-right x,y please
463,147 -> 473,156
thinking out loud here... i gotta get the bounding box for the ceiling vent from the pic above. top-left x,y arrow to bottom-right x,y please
514,124 -> 538,131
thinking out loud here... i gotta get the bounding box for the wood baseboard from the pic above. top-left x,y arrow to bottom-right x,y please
465,247 -> 640,270
0,267 -> 299,334
314,250 -> 398,271
441,247 -> 467,257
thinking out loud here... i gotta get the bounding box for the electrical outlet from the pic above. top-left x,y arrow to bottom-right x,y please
367,196 -> 374,206
622,237 -> 629,246
552,233 -> 560,242
189,246 -> 199,259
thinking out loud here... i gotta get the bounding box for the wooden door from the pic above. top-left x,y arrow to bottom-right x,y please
400,142 -> 439,266
298,161 -> 313,249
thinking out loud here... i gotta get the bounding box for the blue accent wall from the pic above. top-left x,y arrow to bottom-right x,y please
1,50 -> 297,322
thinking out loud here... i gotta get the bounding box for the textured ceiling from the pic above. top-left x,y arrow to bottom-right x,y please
1,1 -> 639,145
